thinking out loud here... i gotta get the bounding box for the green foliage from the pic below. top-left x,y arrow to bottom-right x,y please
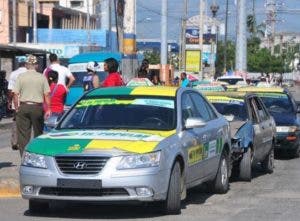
216,40 -> 236,75
143,51 -> 160,64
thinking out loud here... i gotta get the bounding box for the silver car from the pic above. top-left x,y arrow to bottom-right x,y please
20,86 -> 231,214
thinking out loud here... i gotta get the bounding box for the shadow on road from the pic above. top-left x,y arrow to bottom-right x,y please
0,162 -> 16,169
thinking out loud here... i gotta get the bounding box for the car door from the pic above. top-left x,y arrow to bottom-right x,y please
248,97 -> 264,162
180,92 -> 207,183
254,97 -> 274,159
189,92 -> 223,179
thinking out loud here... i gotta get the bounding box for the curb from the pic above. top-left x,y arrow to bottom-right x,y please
0,178 -> 21,198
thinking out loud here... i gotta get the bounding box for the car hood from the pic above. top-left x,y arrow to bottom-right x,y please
230,120 -> 246,136
26,129 -> 176,156
269,111 -> 299,126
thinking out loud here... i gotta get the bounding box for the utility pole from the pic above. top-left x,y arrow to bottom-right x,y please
210,1 -> 219,79
86,0 -> 91,50
223,0 -> 229,73
160,0 -> 169,84
199,0 -> 204,79
181,0 -> 188,71
33,0 -> 37,44
235,0 -> 247,73
122,0 -> 137,82
265,0 -> 276,54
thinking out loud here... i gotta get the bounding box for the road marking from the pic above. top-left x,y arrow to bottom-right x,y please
0,187 -> 21,198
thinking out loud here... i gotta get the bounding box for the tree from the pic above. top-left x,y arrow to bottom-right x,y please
143,51 -> 160,64
216,40 -> 236,75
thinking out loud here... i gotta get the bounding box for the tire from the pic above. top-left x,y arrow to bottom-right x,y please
163,161 -> 182,215
29,199 -> 49,214
239,148 -> 252,181
261,147 -> 274,174
211,151 -> 229,194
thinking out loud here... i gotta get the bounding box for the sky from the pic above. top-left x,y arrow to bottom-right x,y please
136,0 -> 300,41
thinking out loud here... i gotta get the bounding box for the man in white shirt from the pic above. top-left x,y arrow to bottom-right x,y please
8,56 -> 28,110
44,53 -> 75,91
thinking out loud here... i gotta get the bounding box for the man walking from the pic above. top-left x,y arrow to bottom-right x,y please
13,55 -> 51,156
44,53 -> 75,92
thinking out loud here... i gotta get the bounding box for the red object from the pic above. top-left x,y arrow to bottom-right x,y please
49,83 -> 67,113
286,136 -> 297,141
102,72 -> 124,87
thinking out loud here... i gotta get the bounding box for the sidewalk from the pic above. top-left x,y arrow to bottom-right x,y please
0,123 -> 21,198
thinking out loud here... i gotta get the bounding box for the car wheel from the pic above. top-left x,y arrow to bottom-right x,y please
163,161 -> 182,215
239,147 -> 252,181
211,151 -> 229,194
261,147 -> 274,174
29,199 -> 49,214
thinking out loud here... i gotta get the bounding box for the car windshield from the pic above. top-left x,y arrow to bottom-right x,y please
212,102 -> 247,121
258,93 -> 294,113
59,96 -> 176,130
71,71 -> 108,87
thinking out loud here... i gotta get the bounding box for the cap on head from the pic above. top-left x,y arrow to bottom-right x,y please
17,56 -> 27,63
86,61 -> 98,72
26,54 -> 38,65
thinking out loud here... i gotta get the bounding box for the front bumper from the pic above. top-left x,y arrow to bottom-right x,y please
275,132 -> 300,150
20,156 -> 171,202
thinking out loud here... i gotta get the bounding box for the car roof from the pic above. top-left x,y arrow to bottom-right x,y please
204,91 -> 247,98
237,86 -> 285,93
69,52 -> 122,63
86,86 -> 178,98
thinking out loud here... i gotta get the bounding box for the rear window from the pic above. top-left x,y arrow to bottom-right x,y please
59,96 -> 176,131
217,78 -> 244,85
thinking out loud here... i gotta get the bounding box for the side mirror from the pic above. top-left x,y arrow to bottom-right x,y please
185,117 -> 206,129
44,115 -> 60,131
224,114 -> 234,122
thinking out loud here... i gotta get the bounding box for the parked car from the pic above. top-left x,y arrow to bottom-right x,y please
20,86 -> 231,214
205,91 -> 276,181
238,87 -> 300,157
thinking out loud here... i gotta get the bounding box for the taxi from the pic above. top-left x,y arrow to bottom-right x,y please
238,87 -> 300,157
205,92 -> 276,181
20,86 -> 231,215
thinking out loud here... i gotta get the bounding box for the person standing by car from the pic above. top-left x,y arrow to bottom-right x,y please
102,57 -> 124,87
180,72 -> 190,87
44,53 -> 75,92
46,70 -> 67,118
13,55 -> 51,156
83,61 -> 100,91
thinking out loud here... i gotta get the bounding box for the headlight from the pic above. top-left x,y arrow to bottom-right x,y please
276,126 -> 298,133
117,151 -> 161,170
22,152 -> 47,169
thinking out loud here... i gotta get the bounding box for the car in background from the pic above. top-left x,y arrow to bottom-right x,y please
216,75 -> 245,85
20,86 -> 231,215
205,92 -> 276,181
238,87 -> 300,157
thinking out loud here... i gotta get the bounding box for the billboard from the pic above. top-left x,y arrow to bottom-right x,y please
185,50 -> 201,72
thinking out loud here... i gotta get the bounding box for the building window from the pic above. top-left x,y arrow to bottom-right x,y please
71,1 -> 84,8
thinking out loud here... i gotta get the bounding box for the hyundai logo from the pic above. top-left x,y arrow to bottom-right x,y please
74,162 -> 87,170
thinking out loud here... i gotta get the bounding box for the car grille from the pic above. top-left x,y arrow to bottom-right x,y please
55,156 -> 110,175
39,187 -> 129,197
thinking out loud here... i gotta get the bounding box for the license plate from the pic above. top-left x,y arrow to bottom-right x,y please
57,179 -> 102,189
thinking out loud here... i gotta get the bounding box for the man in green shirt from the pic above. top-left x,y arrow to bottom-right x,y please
13,55 -> 51,155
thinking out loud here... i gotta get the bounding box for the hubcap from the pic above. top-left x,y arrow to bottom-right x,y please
221,158 -> 228,185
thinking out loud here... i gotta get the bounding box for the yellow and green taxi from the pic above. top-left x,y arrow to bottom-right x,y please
205,91 -> 276,181
238,87 -> 300,157
20,86 -> 231,214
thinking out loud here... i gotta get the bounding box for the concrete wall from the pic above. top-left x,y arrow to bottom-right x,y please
0,0 -> 10,44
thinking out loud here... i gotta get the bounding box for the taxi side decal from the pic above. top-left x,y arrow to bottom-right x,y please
188,145 -> 203,165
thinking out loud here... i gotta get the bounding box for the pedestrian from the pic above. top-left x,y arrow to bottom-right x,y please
43,53 -> 75,92
137,59 -> 153,80
13,55 -> 51,156
46,70 -> 67,118
180,72 -> 190,87
0,70 -> 8,121
102,57 -> 124,87
7,56 -> 28,150
83,61 -> 100,91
